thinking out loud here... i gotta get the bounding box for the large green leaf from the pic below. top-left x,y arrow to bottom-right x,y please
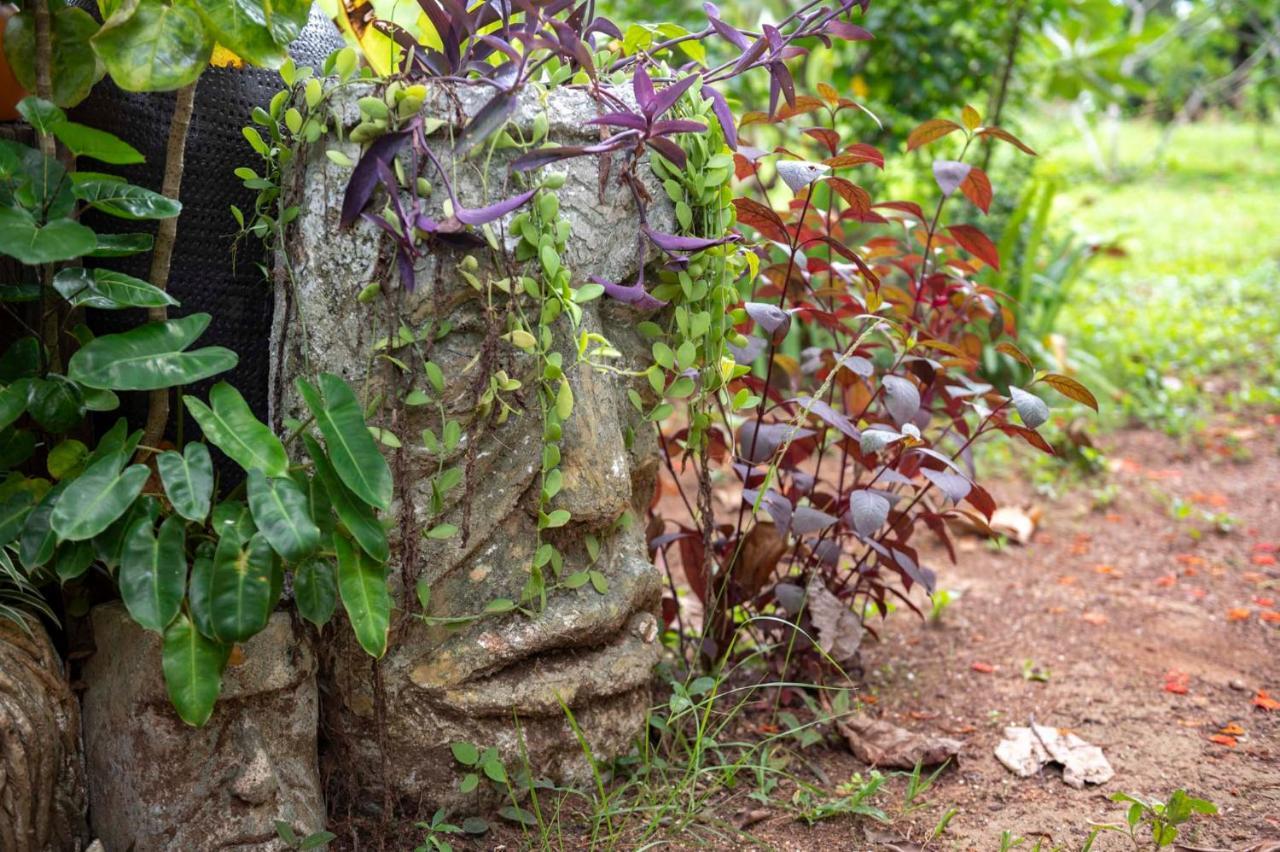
3,4 -> 104,107
256,0 -> 311,45
211,499 -> 256,543
53,267 -> 179,310
50,453 -> 148,541
91,0 -> 214,93
195,0 -> 286,68
72,177 -> 182,220
0,138 -> 74,217
119,515 -> 186,633
51,121 -> 145,165
297,374 -> 392,511
18,483 -> 67,568
53,539 -> 95,582
303,434 -> 388,563
334,534 -> 390,658
208,531 -> 275,643
162,614 -> 230,727
0,427 -> 36,471
88,233 -> 154,257
91,494 -> 157,568
0,491 -> 35,546
184,382 -> 287,476
0,381 -> 28,432
294,557 -> 337,628
26,376 -> 84,432
156,442 -> 213,523
188,540 -> 217,639
247,468 -> 320,561
0,208 -> 97,265
67,313 -> 237,391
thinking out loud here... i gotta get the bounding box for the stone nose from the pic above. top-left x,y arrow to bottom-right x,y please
229,741 -> 280,806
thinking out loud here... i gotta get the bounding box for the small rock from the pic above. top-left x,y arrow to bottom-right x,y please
1230,678 -> 1248,691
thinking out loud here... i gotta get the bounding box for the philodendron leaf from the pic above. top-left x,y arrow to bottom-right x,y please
208,531 -> 276,644
184,382 -> 287,477
0,491 -> 34,546
53,267 -> 179,310
51,453 -> 149,541
0,208 -> 97,265
1009,386 -> 1050,429
67,313 -> 237,391
303,435 -> 388,563
18,483 -> 66,568
294,557 -> 337,628
72,177 -> 182,220
188,541 -> 217,639
91,0 -> 214,93
162,613 -> 230,727
334,534 -> 391,658
156,442 -> 213,523
119,515 -> 186,633
296,374 -> 392,511
247,469 -> 320,562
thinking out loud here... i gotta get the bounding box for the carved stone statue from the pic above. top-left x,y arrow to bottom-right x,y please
80,605 -> 324,850
271,84 -> 670,811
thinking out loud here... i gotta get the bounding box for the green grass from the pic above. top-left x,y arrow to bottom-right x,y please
1030,118 -> 1280,430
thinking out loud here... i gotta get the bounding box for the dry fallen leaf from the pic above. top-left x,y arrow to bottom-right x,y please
1081,611 -> 1108,626
838,716 -> 962,769
805,574 -> 864,664
1227,607 -> 1252,622
1163,670 -> 1190,695
1219,722 -> 1245,736
1154,574 -> 1177,588
1253,554 -> 1278,566
971,661 -> 994,674
1261,611 -> 1280,625
1254,689 -> 1280,711
1208,734 -> 1237,748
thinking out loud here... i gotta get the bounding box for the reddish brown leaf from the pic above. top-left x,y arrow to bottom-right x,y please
947,224 -> 1000,269
976,126 -> 1037,156
804,127 -> 840,154
959,167 -> 992,213
907,118 -> 963,152
1254,689 -> 1280,711
1001,423 -> 1055,455
1041,373 -> 1099,411
732,197 -> 789,244
773,95 -> 827,122
1208,734 -> 1237,748
825,143 -> 884,170
827,177 -> 871,215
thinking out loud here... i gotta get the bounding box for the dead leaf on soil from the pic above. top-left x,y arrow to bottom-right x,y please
1253,689 -> 1280,711
1208,733 -> 1237,748
971,661 -> 994,673
1226,607 -> 1252,622
734,521 -> 788,597
838,715 -> 963,769
994,724 -> 1114,789
805,574 -> 863,664
1261,611 -> 1280,624
1219,722 -> 1245,736
1163,670 -> 1191,695
1081,611 -> 1108,626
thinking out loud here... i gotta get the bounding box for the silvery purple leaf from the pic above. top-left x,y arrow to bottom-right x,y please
701,85 -> 738,149
835,353 -> 874,377
728,335 -> 767,364
922,468 -> 972,502
744,301 -> 791,337
882,375 -> 920,424
791,396 -> 859,441
859,428 -> 903,455
738,421 -> 812,465
642,225 -> 739,254
791,506 -> 837,536
932,159 -> 971,198
589,274 -> 667,311
1010,385 -> 1050,429
891,548 -> 935,594
776,160 -> 830,193
741,487 -> 792,530
341,130 -> 411,227
453,187 -> 537,225
849,489 -> 890,536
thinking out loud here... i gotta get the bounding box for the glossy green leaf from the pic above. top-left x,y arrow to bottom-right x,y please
303,434 -> 388,563
91,494 -> 157,569
51,454 -> 148,541
0,427 -> 36,471
0,137 -> 75,218
0,491 -> 34,546
0,337 -> 41,382
18,483 -> 66,568
0,381 -> 28,432
72,177 -> 182,219
187,540 -> 217,638
194,0 -> 286,68
3,5 -> 104,107
47,439 -> 89,480
156,442 -> 213,523
91,0 -> 214,93
53,539 -> 95,582
162,613 -> 230,727
0,208 -> 97,265
53,267 -> 179,310
334,534 -> 391,658
208,531 -> 275,643
211,499 -> 256,543
88,233 -> 154,257
68,313 -> 237,391
184,382 -> 287,476
119,515 -> 186,633
51,121 -> 144,164
294,557 -> 337,628
296,374 -> 392,510
247,469 -> 320,561
26,376 -> 84,432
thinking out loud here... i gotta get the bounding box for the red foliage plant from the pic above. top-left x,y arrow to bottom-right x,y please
650,90 -> 1096,671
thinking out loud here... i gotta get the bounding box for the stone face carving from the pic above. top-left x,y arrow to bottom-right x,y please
80,604 -> 323,851
0,617 -> 86,852
273,83 -> 669,810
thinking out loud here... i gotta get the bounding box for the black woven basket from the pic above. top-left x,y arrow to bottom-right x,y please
69,5 -> 343,481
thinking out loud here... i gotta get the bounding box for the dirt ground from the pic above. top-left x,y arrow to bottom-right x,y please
740,415 -> 1280,850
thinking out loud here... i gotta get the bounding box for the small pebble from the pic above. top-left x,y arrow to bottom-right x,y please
1229,678 -> 1248,691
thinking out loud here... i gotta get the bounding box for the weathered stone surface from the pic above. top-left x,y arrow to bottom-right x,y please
273,82 -> 668,811
0,617 -> 87,852
81,604 -> 323,851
